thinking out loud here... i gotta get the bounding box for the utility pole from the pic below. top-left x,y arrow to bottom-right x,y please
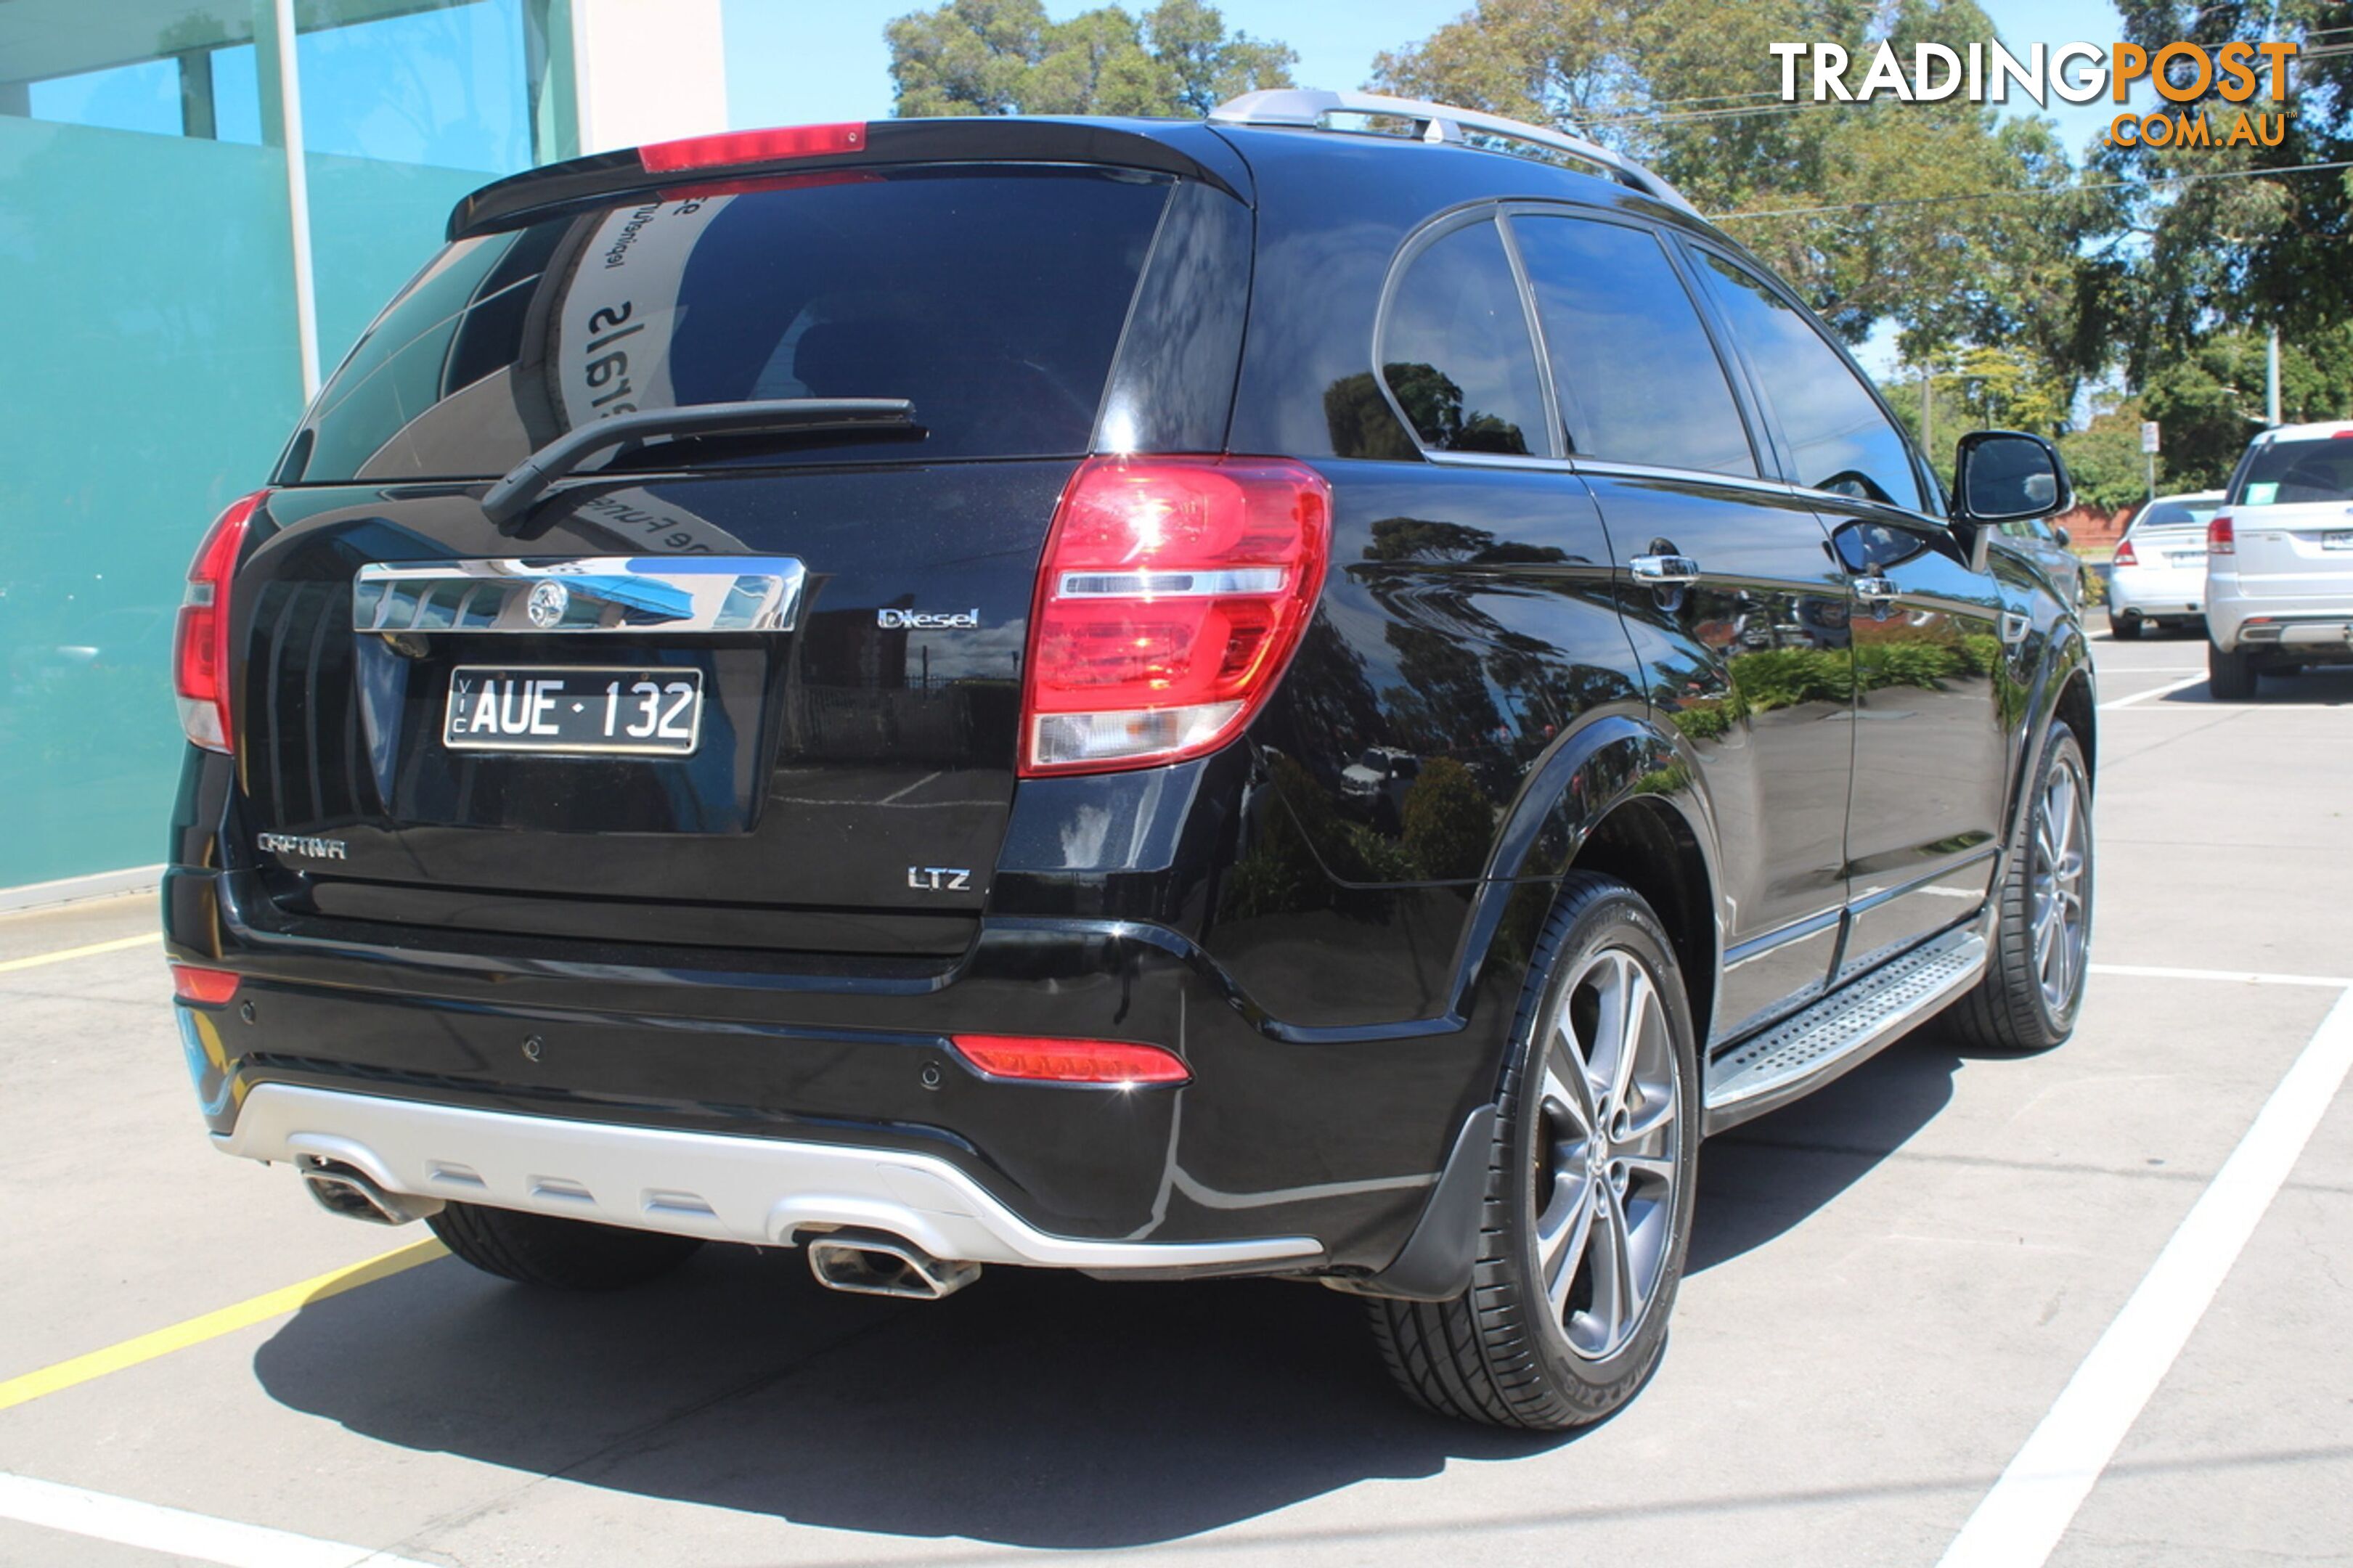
2267,325 -> 2283,427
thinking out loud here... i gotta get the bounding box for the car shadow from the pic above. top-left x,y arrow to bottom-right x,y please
2155,665 -> 2353,706
253,1239 -> 1562,1548
252,1029 -> 1986,1548
1689,1027 -> 1967,1273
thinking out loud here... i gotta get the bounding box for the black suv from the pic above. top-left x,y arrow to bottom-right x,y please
165,90 -> 2096,1430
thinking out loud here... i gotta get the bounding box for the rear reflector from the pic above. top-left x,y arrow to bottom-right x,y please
174,490 -> 268,754
1021,456 -> 1332,775
2208,515 -> 2235,555
2113,539 -> 2138,567
171,965 -> 240,1005
952,1034 -> 1191,1085
638,123 -> 866,172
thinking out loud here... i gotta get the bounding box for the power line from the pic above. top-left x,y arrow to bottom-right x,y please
1709,158 -> 2353,220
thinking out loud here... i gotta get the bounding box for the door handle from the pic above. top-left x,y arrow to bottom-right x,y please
1629,554 -> 1701,587
1851,573 -> 1900,603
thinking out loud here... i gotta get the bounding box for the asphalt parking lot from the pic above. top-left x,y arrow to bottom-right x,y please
3,629 -> 2349,1568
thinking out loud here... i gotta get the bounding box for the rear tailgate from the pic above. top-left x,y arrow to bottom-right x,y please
2227,437 -> 2353,601
225,160 -> 1244,951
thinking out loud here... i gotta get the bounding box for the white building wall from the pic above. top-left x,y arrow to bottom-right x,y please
571,0 -> 730,155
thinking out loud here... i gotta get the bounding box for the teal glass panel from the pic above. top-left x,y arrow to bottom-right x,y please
2,2 -> 266,145
0,118 -> 302,886
26,59 -> 183,137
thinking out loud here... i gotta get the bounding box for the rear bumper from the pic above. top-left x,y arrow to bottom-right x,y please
2207,579 -> 2353,653
166,866 -> 1493,1276
2108,565 -> 2204,618
222,1083 -> 1318,1270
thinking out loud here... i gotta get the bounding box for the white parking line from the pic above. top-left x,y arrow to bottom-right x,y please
0,1472 -> 432,1568
2089,962 -> 2353,989
1936,981 -> 2353,1568
2097,673 -> 2209,710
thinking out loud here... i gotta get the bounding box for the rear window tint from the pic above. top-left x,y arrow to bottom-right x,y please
2233,438 -> 2353,507
2130,500 -> 2219,531
280,166 -> 1173,483
1379,219 -> 1546,457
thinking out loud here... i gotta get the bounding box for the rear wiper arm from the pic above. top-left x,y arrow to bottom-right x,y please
481,397 -> 917,527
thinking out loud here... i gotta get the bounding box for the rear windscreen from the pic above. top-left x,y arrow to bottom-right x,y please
2232,438 -> 2353,507
2130,500 -> 2220,531
278,166 -> 1173,484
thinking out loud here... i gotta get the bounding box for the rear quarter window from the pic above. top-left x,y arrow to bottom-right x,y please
279,166 -> 1174,483
1377,219 -> 1546,457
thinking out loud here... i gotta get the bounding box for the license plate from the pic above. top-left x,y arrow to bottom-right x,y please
444,666 -> 703,756
2325,531 -> 2353,551
2166,550 -> 2206,565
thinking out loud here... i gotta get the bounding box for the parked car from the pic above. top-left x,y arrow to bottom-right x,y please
1339,746 -> 1422,828
2108,490 -> 2224,639
163,90 -> 2096,1432
1997,511 -> 2086,606
2206,421 -> 2353,698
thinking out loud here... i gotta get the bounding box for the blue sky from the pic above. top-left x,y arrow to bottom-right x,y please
724,0 -> 2134,152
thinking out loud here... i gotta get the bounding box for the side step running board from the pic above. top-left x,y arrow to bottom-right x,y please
1702,931 -> 1988,1134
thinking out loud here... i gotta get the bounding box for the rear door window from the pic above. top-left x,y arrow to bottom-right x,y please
1378,219 -> 1548,457
1509,213 -> 1755,476
2233,439 -> 2353,506
280,166 -> 1173,483
1689,249 -> 1928,512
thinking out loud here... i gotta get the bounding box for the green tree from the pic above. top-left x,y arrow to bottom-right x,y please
2140,324 -> 2353,489
2055,399 -> 2157,513
886,0 -> 1294,118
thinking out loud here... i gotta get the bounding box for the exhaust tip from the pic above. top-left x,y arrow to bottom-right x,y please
805,1230 -> 979,1300
299,1158 -> 441,1226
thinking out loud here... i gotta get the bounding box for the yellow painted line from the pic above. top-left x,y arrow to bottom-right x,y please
0,932 -> 160,973
0,1238 -> 445,1413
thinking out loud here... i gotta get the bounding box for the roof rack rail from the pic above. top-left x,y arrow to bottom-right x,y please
1208,88 -> 1700,217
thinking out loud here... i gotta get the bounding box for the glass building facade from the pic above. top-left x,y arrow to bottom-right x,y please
0,1 -> 722,889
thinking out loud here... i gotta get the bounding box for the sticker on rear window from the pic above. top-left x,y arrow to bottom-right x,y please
2243,481 -> 2280,505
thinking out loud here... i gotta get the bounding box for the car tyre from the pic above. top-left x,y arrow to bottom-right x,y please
428,1201 -> 704,1289
1944,722 -> 2092,1053
2207,640 -> 2260,700
1366,873 -> 1700,1430
2107,613 -> 2142,641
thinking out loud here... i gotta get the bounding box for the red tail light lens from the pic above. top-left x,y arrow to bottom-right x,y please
1021,456 -> 1331,775
2113,539 -> 2138,567
174,491 -> 266,754
170,965 -> 240,1005
638,123 -> 866,172
2208,515 -> 2235,555
952,1034 -> 1191,1085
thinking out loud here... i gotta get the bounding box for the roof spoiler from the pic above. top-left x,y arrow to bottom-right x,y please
446,118 -> 1249,241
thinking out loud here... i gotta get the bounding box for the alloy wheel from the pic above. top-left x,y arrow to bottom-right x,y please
1531,947 -> 1683,1361
2030,751 -> 2090,1014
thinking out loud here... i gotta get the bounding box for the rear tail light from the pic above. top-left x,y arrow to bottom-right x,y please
2113,539 -> 2138,567
638,123 -> 866,172
2208,515 -> 2235,555
952,1034 -> 1191,1085
1021,456 -> 1332,775
174,490 -> 267,754
170,965 -> 240,1005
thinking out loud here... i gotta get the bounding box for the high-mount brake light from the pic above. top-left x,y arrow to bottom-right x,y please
2113,539 -> 2138,567
952,1034 -> 1191,1086
1020,456 -> 1332,775
637,123 -> 867,173
2209,515 -> 2235,555
174,490 -> 268,754
170,965 -> 240,1005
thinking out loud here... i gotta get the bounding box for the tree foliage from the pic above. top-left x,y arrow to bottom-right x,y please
886,0 -> 1294,118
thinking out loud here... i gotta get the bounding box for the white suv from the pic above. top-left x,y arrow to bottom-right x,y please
2207,421 -> 2353,699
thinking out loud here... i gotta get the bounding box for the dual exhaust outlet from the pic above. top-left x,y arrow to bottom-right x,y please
300,1161 -> 980,1302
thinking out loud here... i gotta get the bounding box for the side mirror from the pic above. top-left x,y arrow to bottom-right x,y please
1952,430 -> 2074,572
2053,525 -> 2072,548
